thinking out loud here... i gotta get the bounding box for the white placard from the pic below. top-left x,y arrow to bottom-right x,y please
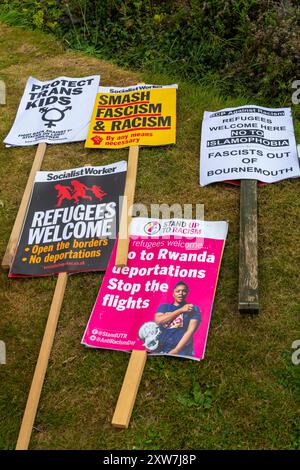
4,75 -> 100,146
200,105 -> 299,186
130,218 -> 228,241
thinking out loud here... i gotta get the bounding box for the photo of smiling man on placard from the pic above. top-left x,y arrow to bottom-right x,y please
154,281 -> 201,357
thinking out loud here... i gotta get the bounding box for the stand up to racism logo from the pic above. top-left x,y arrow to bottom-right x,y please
144,221 -> 161,235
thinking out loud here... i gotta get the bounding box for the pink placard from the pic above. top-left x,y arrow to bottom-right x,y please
82,218 -> 228,361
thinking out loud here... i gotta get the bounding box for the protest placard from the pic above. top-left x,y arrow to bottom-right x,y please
4,75 -> 100,146
9,162 -> 127,277
85,82 -> 178,266
200,105 -> 300,314
82,217 -> 228,427
85,84 -> 177,149
200,105 -> 299,186
82,217 -> 228,359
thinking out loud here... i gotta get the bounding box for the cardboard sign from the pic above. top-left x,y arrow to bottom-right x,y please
85,84 -> 177,149
4,75 -> 100,146
82,217 -> 228,361
9,162 -> 127,276
200,105 -> 299,186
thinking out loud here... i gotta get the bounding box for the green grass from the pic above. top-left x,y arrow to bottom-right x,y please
0,22 -> 300,450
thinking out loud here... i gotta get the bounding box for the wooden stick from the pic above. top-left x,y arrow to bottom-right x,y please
0,79 -> 5,105
2,142 -> 47,269
115,145 -> 139,267
16,272 -> 68,450
112,350 -> 147,428
238,179 -> 259,313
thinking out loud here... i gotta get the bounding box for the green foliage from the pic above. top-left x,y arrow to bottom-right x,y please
0,0 -> 299,103
0,0 -> 63,32
177,383 -> 213,409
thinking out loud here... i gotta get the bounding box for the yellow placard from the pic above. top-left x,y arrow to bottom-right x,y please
85,85 -> 177,149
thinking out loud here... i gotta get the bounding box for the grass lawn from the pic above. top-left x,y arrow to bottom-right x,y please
0,22 -> 300,450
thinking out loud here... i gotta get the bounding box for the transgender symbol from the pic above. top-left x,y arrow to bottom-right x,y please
39,105 -> 72,128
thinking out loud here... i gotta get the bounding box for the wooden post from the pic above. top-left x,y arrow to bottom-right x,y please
113,145 -> 144,426
16,272 -> 68,450
115,145 -> 139,267
2,142 -> 47,269
238,179 -> 259,313
0,79 -> 5,105
112,350 -> 147,428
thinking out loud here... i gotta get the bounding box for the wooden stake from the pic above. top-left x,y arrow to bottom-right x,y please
112,350 -> 147,428
16,272 -> 68,450
0,79 -> 5,105
2,142 -> 47,269
238,179 -> 259,313
115,145 -> 139,267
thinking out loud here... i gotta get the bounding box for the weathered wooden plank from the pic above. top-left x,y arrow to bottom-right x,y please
238,179 -> 259,313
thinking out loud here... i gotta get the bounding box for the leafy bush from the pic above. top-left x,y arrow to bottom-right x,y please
0,0 -> 63,31
0,0 -> 300,104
